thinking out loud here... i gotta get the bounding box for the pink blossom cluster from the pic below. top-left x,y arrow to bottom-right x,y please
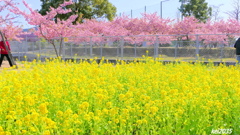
0,0 -> 25,41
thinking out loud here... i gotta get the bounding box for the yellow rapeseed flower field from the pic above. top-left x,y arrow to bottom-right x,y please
0,58 -> 239,134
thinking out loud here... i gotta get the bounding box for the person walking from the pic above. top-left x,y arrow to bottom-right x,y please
0,39 -> 13,67
234,37 -> 240,64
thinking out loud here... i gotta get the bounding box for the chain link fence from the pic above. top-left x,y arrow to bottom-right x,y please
9,34 -> 237,62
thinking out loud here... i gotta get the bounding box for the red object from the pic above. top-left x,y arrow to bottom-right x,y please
0,41 -> 11,54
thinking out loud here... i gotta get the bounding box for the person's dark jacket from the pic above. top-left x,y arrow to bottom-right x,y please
234,38 -> 240,55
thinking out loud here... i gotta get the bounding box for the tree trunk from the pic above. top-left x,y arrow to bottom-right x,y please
49,39 -> 59,57
59,38 -> 63,57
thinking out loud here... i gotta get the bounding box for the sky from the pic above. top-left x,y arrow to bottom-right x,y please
0,0 -> 234,28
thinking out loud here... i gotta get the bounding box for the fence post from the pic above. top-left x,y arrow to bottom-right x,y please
120,36 -> 124,58
154,36 -> 159,58
134,41 -> 137,58
196,34 -> 200,60
39,41 -> 42,60
117,40 -> 119,57
22,38 -> 24,59
90,37 -> 93,58
175,40 -> 178,59
63,39 -> 65,61
18,40 -> 20,60
100,41 -> 103,58
220,41 -> 224,62
25,36 -> 28,58
70,41 -> 73,59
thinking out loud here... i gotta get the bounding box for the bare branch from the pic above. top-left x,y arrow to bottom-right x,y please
210,4 -> 223,21
226,0 -> 240,21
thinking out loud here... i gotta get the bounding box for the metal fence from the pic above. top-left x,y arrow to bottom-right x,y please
9,34 -> 238,62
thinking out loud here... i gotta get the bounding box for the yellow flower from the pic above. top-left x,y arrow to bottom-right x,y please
102,109 -> 108,114
72,114 -> 78,119
15,120 -> 22,126
24,95 -> 35,106
21,130 -> 27,134
56,111 -> 63,118
31,112 -> 40,122
150,106 -> 159,114
93,116 -> 100,121
106,102 -> 112,108
0,56 -> 239,134
114,119 -> 119,124
125,91 -> 133,98
30,126 -> 37,132
67,129 -> 73,134
65,109 -> 73,116
42,130 -> 50,135
39,103 -> 48,115
15,95 -> 23,102
136,120 -> 143,125
5,115 -> 13,120
120,119 -> 127,124
84,114 -> 91,121
74,120 -> 82,124
79,102 -> 89,110
187,92 -> 193,98
65,101 -> 70,104
0,126 -> 4,132
44,117 -> 57,129
119,94 -> 125,101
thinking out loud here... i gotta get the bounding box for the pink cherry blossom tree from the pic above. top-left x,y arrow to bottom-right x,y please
5,0 -> 240,54
110,13 -> 174,46
194,20 -> 228,47
10,0 -> 77,57
0,22 -> 23,41
0,0 -> 24,41
172,17 -> 201,41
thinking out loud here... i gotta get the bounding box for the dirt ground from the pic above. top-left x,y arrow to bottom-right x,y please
0,61 -> 12,68
0,60 -> 22,69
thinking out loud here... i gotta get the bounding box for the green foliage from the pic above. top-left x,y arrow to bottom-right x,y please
179,0 -> 212,22
39,0 -> 117,24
